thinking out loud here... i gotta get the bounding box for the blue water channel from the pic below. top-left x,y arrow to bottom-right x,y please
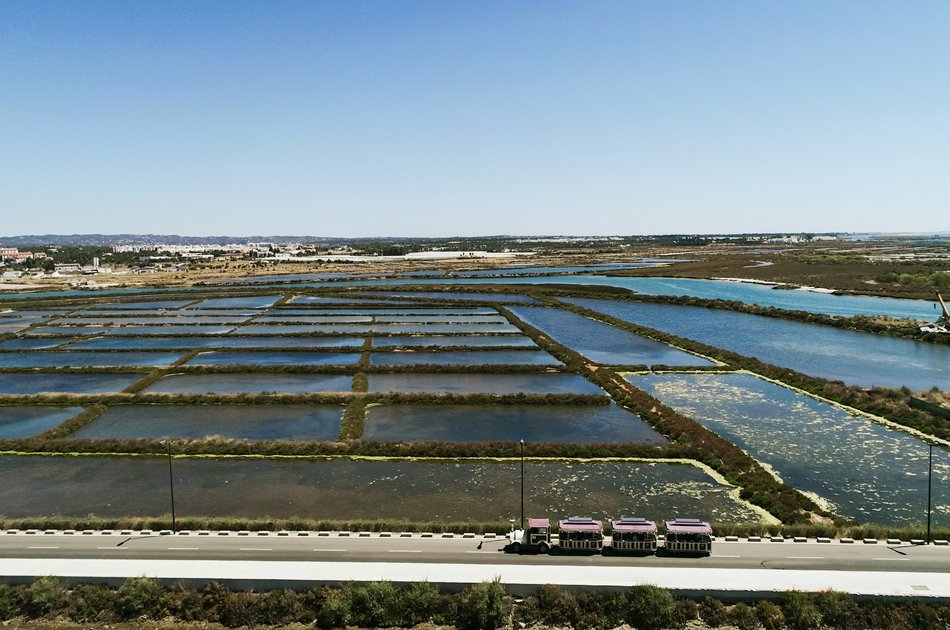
0,407 -> 83,438
567,298 -> 950,390
508,306 -> 714,367
629,373 -> 950,527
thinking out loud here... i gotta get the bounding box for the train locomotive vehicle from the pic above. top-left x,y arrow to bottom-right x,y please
504,516 -> 712,556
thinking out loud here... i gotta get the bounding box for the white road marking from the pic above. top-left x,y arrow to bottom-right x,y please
716,555 -> 741,558
240,548 -> 271,552
27,546 -> 59,550
168,547 -> 200,551
787,556 -> 824,560
873,557 -> 910,561
97,546 -> 128,550
388,549 -> 422,553
312,549 -> 347,552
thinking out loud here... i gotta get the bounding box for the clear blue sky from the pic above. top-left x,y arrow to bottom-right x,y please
1,1 -> 947,237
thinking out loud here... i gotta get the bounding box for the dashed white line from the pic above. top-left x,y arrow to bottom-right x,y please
787,556 -> 824,560
388,549 -> 422,553
97,546 -> 128,550
312,549 -> 347,553
168,547 -> 200,551
716,554 -> 741,558
872,557 -> 910,561
240,548 -> 272,552
27,546 -> 59,550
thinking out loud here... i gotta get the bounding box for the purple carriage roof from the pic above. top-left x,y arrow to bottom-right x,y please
558,516 -> 603,532
611,517 -> 657,533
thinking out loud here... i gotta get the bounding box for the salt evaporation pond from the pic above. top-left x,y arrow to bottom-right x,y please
371,323 -> 520,334
0,338 -> 73,350
355,292 -> 538,304
569,298 -> 950,390
24,326 -> 108,337
508,306 -> 714,367
0,407 -> 82,438
0,455 -> 762,523
258,314 -> 373,323
371,335 -> 536,348
51,316 -> 253,326
370,350 -> 560,366
95,300 -> 196,310
234,324 -> 371,335
188,295 -> 282,309
368,373 -> 602,394
0,373 -> 142,395
69,336 -> 364,350
72,405 -> 343,440
373,314 -> 510,323
186,351 -> 361,367
104,325 -> 237,336
0,352 -> 183,368
364,403 -> 665,444
144,373 -> 353,394
628,372 -> 950,527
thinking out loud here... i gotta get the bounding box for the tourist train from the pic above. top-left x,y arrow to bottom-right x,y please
505,516 -> 712,556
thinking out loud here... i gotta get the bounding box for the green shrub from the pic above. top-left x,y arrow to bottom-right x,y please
399,580 -> 443,626
457,578 -> 509,630
25,575 -> 69,618
534,584 -> 580,626
756,600 -> 786,630
0,583 -> 24,620
622,585 -> 681,630
784,591 -> 822,629
698,595 -> 729,626
252,588 -> 301,626
344,581 -> 401,627
728,602 -> 759,630
68,583 -> 114,623
815,590 -> 858,628
170,584 -> 204,622
114,576 -> 168,620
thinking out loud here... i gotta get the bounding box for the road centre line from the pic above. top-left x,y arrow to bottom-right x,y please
168,547 -> 200,551
240,548 -> 272,552
27,546 -> 59,550
388,549 -> 422,553
873,557 -> 910,561
787,556 -> 824,560
312,549 -> 347,552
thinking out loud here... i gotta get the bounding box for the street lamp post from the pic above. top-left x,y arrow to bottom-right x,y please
927,442 -> 933,545
161,440 -> 177,532
520,439 -> 525,530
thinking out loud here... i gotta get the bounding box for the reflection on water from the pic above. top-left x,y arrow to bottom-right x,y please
509,306 -> 714,367
368,372 -> 600,394
145,373 -> 353,394
0,352 -> 183,368
0,407 -> 82,438
371,335 -> 536,348
629,372 -> 950,527
0,373 -> 142,395
570,298 -> 950,390
73,405 -> 343,440
364,403 -> 665,445
370,350 -> 560,366
0,456 -> 763,523
186,351 -> 361,367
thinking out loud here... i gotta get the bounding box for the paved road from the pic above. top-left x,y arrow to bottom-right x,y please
2,532 -> 950,573
5,532 -> 950,599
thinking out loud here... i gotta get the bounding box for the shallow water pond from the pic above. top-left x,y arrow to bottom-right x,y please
371,335 -> 536,348
188,295 -> 282,309
0,351 -> 183,368
234,324 -> 371,335
257,314 -> 373,323
368,372 -> 601,395
69,336 -> 364,350
104,325 -> 237,336
373,314 -> 509,323
0,407 -> 83,438
144,373 -> 354,394
0,373 -> 143,395
628,372 -> 950,527
186,351 -> 361,367
364,403 -> 665,445
509,306 -> 714,367
370,350 -> 560,366
95,300 -> 196,310
0,338 -> 74,350
51,316 -> 253,326
570,298 -> 950,390
355,291 -> 537,303
72,404 -> 343,440
0,455 -> 762,523
371,323 -> 521,334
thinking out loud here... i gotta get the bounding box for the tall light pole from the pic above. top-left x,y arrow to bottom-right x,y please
161,440 -> 176,533
520,439 -> 525,530
927,442 -> 933,545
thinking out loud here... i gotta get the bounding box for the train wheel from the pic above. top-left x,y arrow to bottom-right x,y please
509,542 -> 521,554
538,542 -> 550,554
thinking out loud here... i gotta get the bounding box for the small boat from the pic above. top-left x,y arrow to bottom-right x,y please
920,292 -> 950,334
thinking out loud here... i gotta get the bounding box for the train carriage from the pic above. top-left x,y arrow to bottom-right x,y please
663,517 -> 713,555
609,517 -> 658,554
557,516 -> 604,552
